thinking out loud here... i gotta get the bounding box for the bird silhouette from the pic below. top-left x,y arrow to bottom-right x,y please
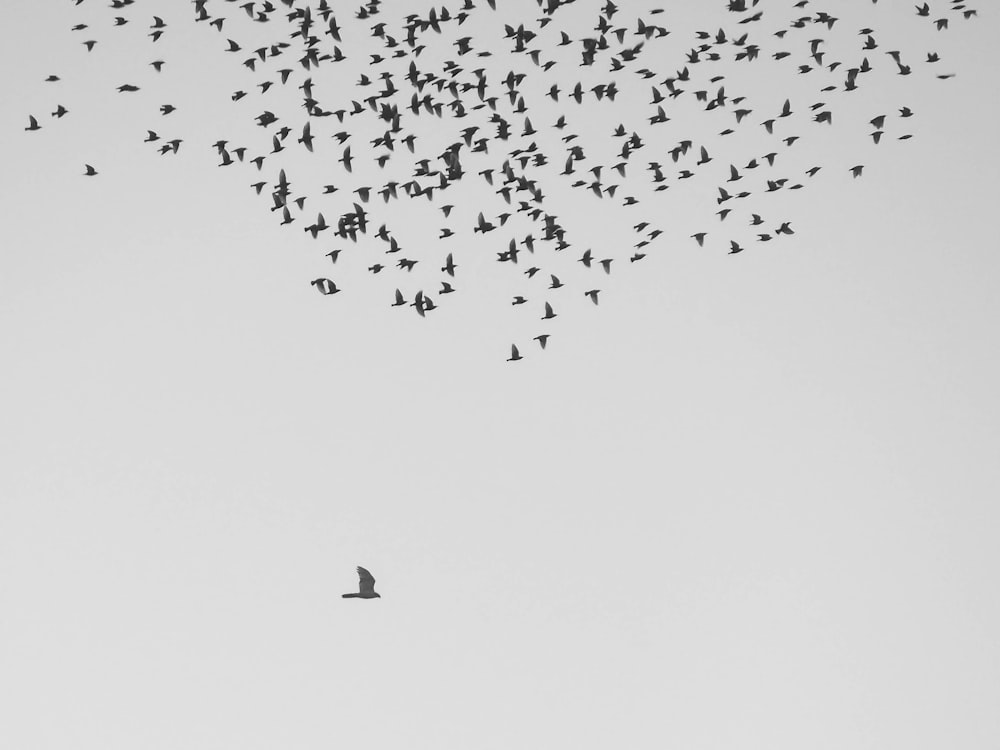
342,567 -> 380,599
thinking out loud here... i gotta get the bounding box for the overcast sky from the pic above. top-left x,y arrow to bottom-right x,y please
2,2 -> 999,749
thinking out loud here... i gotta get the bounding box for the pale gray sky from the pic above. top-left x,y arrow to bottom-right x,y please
2,2 -> 999,749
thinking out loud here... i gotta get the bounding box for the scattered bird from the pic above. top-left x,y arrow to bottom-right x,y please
310,278 -> 339,295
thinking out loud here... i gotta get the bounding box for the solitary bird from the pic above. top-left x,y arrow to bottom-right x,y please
342,566 -> 380,599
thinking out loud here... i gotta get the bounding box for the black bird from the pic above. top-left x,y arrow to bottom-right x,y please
441,253 -> 457,276
342,567 -> 380,598
310,278 -> 339,295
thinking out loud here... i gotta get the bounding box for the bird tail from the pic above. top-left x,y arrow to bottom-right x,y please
342,593 -> 360,598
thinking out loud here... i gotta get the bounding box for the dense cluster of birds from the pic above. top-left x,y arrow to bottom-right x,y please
24,0 -> 981,359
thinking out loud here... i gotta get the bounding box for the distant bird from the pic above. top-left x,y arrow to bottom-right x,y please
24,115 -> 40,131
507,344 -> 523,362
310,278 -> 339,295
441,253 -> 457,276
342,567 -> 380,599
83,164 -> 98,176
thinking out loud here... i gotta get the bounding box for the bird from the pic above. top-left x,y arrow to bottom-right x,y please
342,567 -> 380,599
507,344 -> 523,361
310,278 -> 339,295
83,164 -> 98,176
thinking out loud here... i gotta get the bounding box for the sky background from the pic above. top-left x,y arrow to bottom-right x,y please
2,2 -> 999,749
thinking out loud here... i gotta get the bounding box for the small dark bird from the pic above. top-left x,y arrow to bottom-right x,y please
25,115 -> 41,131
342,567 -> 380,598
83,164 -> 98,176
441,253 -> 457,276
310,278 -> 339,295
507,344 -> 523,362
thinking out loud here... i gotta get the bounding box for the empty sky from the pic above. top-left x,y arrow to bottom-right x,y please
2,2 -> 999,749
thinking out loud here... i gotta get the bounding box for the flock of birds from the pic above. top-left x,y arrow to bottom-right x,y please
23,0 -> 981,360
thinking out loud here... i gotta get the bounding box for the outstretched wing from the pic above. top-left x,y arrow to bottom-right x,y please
357,566 -> 376,596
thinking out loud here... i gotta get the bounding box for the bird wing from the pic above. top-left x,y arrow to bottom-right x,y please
357,566 -> 376,595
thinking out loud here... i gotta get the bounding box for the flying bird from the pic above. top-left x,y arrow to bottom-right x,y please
342,567 -> 380,599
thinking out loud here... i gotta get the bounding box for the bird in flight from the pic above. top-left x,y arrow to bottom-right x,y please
342,566 -> 380,599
